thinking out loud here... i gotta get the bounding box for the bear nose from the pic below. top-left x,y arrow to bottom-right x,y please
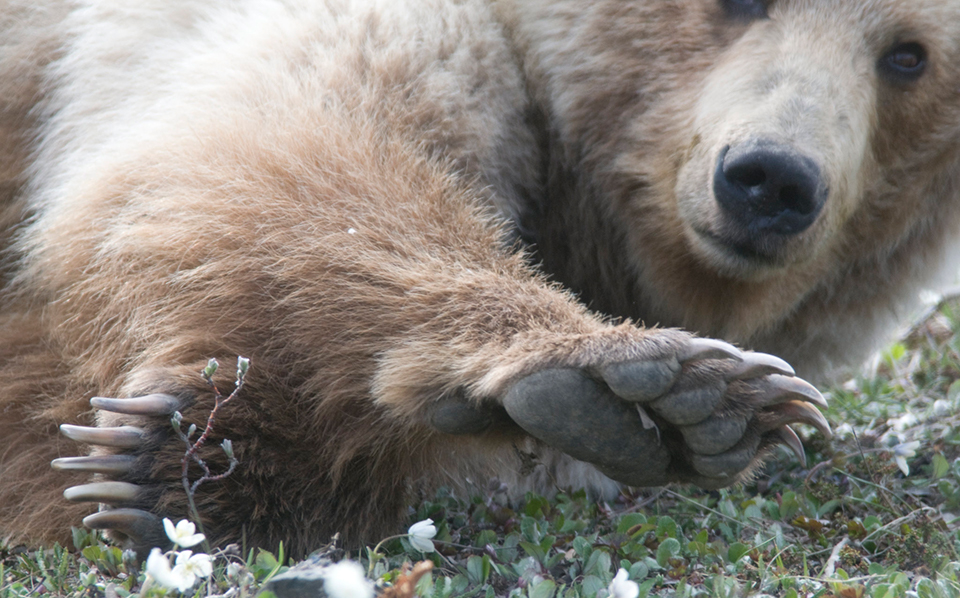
713,140 -> 827,236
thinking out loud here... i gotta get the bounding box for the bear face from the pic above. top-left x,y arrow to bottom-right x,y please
505,0 -> 960,376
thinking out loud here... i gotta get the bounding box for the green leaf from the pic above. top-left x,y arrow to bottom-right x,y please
475,529 -> 498,548
540,535 -> 558,555
629,561 -> 649,581
203,358 -> 219,378
572,536 -> 592,560
525,495 -> 550,518
580,575 -> 605,597
584,549 -> 612,578
780,491 -> 800,522
499,532 -> 521,562
817,499 -> 841,518
884,342 -> 906,366
655,516 -> 678,539
915,578 -> 936,598
529,579 -> 556,598
450,574 -> 470,595
252,549 -> 280,582
637,579 -> 657,598
656,538 -> 681,567
933,452 -> 950,480
520,541 -> 546,563
466,555 -> 486,584
521,517 -> 541,544
80,546 -> 102,564
726,542 -> 750,564
617,513 -> 647,535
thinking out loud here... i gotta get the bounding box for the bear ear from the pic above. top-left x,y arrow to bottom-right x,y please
720,0 -> 769,21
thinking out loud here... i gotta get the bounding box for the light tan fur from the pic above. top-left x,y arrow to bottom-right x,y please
1,0 -> 958,555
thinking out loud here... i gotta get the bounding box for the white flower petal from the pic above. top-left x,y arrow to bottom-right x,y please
408,518 -> 437,539
894,440 -> 921,457
146,548 -> 189,591
895,455 -> 910,476
163,518 -> 177,543
163,518 -> 206,548
407,518 -> 437,552
188,553 -> 214,578
409,535 -> 436,553
321,560 -> 374,598
608,568 -> 639,598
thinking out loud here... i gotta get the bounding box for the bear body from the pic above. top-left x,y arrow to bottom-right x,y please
1,0 -> 958,555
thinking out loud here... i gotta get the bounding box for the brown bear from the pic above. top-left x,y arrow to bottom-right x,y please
1,0 -> 957,557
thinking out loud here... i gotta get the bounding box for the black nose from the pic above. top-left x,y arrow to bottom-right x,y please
713,140 -> 827,236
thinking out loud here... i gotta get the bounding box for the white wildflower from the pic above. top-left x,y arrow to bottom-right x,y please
170,550 -> 214,591
407,518 -> 437,553
889,412 -> 918,433
321,560 -> 375,598
163,518 -> 206,548
933,399 -> 951,417
608,568 -> 639,598
894,440 -> 921,476
146,548 -> 190,592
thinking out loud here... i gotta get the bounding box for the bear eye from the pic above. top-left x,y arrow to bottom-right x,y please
880,42 -> 927,82
721,0 -> 769,20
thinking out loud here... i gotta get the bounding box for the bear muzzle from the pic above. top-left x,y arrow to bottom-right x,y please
710,138 -> 829,260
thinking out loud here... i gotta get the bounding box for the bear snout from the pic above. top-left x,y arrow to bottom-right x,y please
712,139 -> 828,245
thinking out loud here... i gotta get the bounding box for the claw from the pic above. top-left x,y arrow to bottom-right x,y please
775,426 -> 806,467
759,375 -> 828,408
763,400 -> 832,438
726,352 -> 795,380
678,338 -> 743,363
60,424 -> 145,448
83,509 -> 168,548
64,481 -> 142,503
90,394 -> 180,416
51,455 -> 136,475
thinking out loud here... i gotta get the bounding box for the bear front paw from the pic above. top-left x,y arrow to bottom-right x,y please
500,337 -> 830,489
52,393 -> 186,552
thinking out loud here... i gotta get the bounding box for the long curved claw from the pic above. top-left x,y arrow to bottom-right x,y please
763,400 -> 832,438
775,426 -> 806,467
63,481 -> 142,504
51,455 -> 136,475
60,424 -> 145,448
678,338 -> 743,363
758,375 -> 828,408
726,353 -> 795,381
90,394 -> 181,416
83,509 -> 168,549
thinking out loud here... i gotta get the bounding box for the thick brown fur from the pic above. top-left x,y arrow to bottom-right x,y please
1,0 -> 959,556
